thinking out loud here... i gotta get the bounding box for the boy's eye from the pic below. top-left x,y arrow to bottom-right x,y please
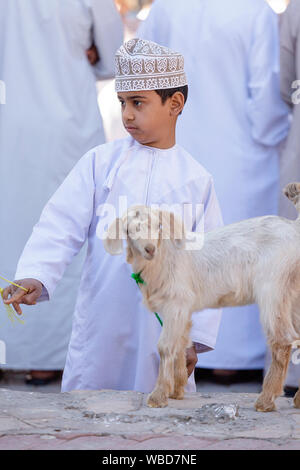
134,100 -> 142,107
119,100 -> 125,107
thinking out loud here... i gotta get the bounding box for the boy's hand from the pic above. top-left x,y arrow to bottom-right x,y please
2,279 -> 43,315
186,343 -> 198,377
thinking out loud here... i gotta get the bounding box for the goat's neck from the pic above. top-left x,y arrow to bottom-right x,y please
131,240 -> 178,289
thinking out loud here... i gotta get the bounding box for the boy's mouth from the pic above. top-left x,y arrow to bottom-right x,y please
125,126 -> 139,132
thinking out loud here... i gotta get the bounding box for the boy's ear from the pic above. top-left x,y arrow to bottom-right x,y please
169,92 -> 185,117
103,217 -> 125,255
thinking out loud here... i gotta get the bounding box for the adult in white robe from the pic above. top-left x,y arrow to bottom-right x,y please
14,136 -> 223,392
138,0 -> 290,371
0,0 -> 123,371
271,0 -> 300,392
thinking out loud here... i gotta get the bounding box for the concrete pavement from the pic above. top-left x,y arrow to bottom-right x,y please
0,385 -> 298,450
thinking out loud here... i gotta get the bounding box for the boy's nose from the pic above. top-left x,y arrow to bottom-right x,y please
123,106 -> 135,122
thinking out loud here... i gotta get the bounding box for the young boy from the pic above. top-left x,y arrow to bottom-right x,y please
3,39 -> 223,393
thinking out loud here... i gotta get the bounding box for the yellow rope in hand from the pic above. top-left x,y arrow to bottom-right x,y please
0,275 -> 28,292
0,276 -> 27,325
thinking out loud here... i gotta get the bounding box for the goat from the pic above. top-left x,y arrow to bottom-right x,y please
103,183 -> 300,411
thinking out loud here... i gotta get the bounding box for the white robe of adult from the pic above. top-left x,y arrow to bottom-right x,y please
138,0 -> 290,369
0,0 -> 123,369
15,136 -> 223,392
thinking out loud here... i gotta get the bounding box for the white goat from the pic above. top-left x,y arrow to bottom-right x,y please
103,183 -> 300,411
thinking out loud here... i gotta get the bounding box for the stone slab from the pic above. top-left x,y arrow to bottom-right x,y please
0,388 -> 298,450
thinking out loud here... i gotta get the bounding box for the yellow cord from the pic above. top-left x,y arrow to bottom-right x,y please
0,287 -> 25,325
0,275 -> 28,292
0,276 -> 26,325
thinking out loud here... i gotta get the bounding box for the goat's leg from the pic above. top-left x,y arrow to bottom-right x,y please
147,340 -> 174,408
147,311 -> 190,408
255,342 -> 291,412
169,349 -> 187,400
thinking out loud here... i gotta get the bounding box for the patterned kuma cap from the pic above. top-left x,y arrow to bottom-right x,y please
115,38 -> 188,92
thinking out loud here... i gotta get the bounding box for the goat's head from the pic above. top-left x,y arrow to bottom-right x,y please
103,205 -> 186,261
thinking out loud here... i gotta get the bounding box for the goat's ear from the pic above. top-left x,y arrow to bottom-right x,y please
126,244 -> 134,263
159,211 -> 186,249
103,217 -> 124,255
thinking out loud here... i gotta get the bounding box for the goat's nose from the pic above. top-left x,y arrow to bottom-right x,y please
145,244 -> 155,257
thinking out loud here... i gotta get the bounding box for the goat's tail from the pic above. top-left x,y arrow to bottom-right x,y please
284,183 -> 300,216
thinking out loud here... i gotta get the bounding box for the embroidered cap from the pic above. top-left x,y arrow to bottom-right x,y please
115,38 -> 188,92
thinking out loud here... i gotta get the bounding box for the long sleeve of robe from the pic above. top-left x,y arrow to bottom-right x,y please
138,0 -> 290,370
15,137 -> 223,392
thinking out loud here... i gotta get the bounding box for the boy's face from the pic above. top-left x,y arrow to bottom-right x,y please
117,90 -> 180,148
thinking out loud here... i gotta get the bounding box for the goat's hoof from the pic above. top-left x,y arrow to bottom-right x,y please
147,392 -> 168,408
293,391 -> 300,408
169,389 -> 185,400
255,397 -> 276,412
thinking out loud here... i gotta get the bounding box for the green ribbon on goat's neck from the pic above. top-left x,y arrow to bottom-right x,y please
131,271 -> 163,327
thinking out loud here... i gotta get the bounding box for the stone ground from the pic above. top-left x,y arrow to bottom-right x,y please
0,370 -> 299,450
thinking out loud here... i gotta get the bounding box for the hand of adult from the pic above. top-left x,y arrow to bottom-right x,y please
86,44 -> 100,65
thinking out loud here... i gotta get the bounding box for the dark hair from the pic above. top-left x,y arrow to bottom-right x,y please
155,85 -> 188,106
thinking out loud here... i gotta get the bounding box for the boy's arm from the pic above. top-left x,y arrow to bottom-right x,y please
4,149 -> 97,312
190,177 -> 224,352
